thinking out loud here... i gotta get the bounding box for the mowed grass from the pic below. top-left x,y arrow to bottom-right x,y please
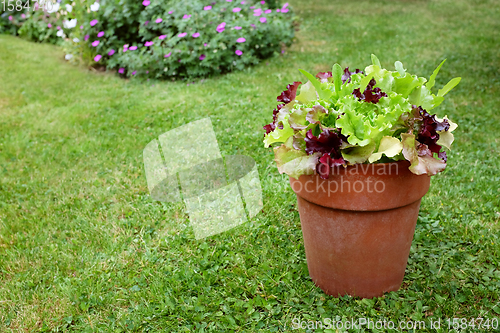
1,0 -> 500,331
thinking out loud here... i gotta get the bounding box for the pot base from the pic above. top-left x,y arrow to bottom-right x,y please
297,195 -> 421,299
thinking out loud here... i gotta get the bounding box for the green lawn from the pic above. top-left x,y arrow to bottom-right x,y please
1,0 -> 500,331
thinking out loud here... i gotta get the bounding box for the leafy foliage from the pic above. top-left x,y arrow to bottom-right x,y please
264,55 -> 461,179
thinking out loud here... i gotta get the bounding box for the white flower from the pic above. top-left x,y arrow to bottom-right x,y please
73,37 -> 80,43
65,54 -> 73,60
63,19 -> 77,29
56,29 -> 65,37
90,2 -> 100,12
65,4 -> 72,12
46,2 -> 60,14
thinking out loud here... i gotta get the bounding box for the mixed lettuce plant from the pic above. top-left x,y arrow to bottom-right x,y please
263,55 -> 461,179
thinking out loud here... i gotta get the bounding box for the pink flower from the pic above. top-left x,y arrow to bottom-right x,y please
241,1 -> 246,4
192,32 -> 200,38
8,16 -> 12,21
145,41 -> 153,46
142,0 -> 150,6
168,10 -> 174,14
144,21 -> 149,26
80,25 -> 83,29
204,43 -> 208,46
108,49 -> 115,56
94,54 -> 102,62
234,26 -> 242,30
178,32 -> 187,37
250,24 -> 256,28
276,9 -> 280,12
259,17 -> 267,23
21,14 -> 26,19
118,68 -> 124,74
155,18 -> 162,23
158,35 -> 167,40
260,0 -> 265,3
84,34 -> 89,41
235,50 -> 243,56
199,54 -> 206,60
165,52 -> 171,57
264,9 -> 271,14
132,71 -> 137,75
97,31 -> 104,37
216,22 -> 226,33
183,14 -> 191,19
204,5 -> 211,10
227,0 -> 232,2
253,8 -> 262,16
90,19 -> 98,26
57,26 -> 61,30
281,8 -> 289,13
123,44 -> 128,50
92,40 -> 100,47
236,37 -> 246,43
249,6 -> 255,9
129,46 -> 137,50
48,23 -> 52,28
283,2 -> 289,8
233,7 -> 241,12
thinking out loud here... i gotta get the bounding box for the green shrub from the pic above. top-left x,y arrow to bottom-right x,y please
81,0 -> 296,79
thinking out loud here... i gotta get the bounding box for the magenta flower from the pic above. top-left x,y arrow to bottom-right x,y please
178,32 -> 187,37
233,7 -> 241,12
90,19 -> 98,26
21,14 -> 26,19
260,0 -> 265,3
57,26 -> 61,30
265,9 -> 272,14
276,9 -> 280,12
145,41 -> 154,46
8,16 -> 12,21
142,0 -> 150,6
192,32 -> 200,38
199,54 -> 206,60
168,10 -> 174,14
283,2 -> 289,8
281,8 -> 289,13
234,26 -> 242,30
241,1 -> 246,4
80,25 -> 83,29
259,17 -> 267,23
129,46 -> 137,50
183,14 -> 191,19
249,5 -> 255,9
235,50 -> 243,56
118,68 -> 125,74
94,54 -> 102,62
216,22 -> 226,33
227,0 -> 232,2
97,31 -> 104,37
92,40 -> 100,47
158,35 -> 167,40
84,34 -> 89,41
253,8 -> 262,16
155,18 -> 162,23
204,5 -> 211,10
108,49 -> 115,56
48,23 -> 52,28
144,21 -> 149,26
250,23 -> 256,28
123,44 -> 128,50
132,71 -> 137,75
165,52 -> 171,57
204,43 -> 208,46
236,37 -> 246,43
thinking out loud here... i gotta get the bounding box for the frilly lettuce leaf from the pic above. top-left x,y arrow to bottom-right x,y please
274,137 -> 320,179
295,81 -> 318,104
368,136 -> 403,163
436,115 -> 458,150
401,133 -> 446,175
306,105 -> 327,124
263,117 -> 294,148
342,142 -> 376,164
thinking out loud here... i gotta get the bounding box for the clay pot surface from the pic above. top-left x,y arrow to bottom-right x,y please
290,161 -> 431,298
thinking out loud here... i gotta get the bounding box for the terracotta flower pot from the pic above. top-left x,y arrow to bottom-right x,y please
289,161 -> 431,298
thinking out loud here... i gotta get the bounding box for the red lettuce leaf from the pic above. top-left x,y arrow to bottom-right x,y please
352,78 -> 387,104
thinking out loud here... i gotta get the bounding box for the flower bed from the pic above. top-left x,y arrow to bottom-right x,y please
1,0 -> 296,79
